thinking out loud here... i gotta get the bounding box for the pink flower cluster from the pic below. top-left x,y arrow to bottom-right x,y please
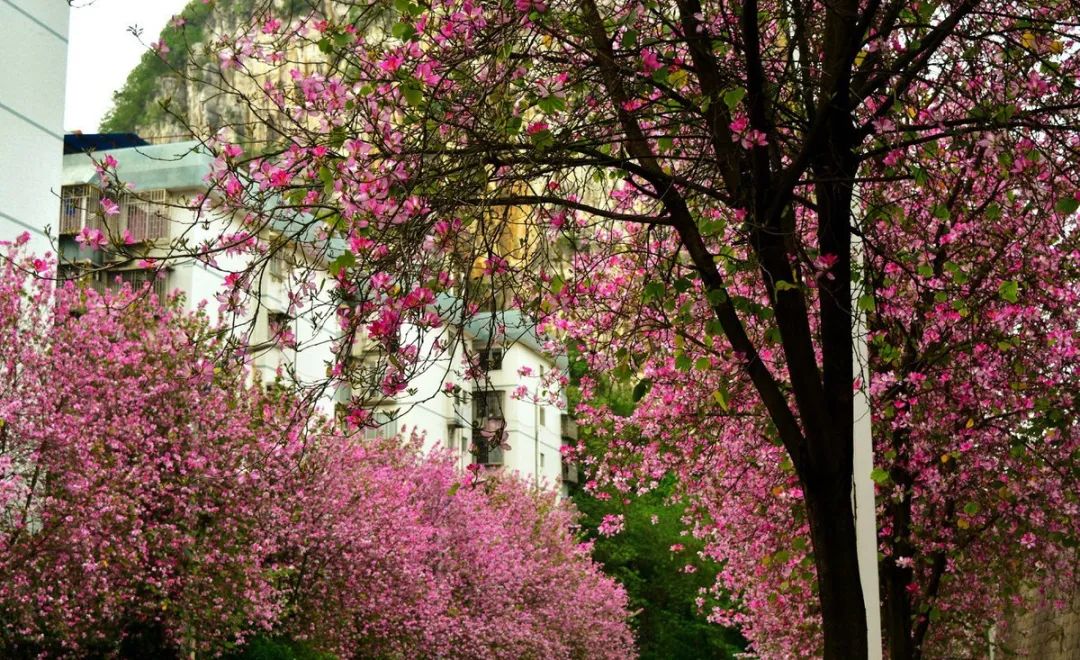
0,250 -> 634,658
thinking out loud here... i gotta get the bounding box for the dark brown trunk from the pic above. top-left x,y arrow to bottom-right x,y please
883,453 -> 916,659
803,467 -> 870,659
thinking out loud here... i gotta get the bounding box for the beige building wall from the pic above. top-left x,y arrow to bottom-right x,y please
1001,590 -> 1080,658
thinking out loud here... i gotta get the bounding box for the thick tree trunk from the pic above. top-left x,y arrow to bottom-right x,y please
803,465 -> 869,659
883,462 -> 916,659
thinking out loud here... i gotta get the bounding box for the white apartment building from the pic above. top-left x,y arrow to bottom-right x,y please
59,138 -> 579,493
58,138 -> 338,405
0,1 -> 69,256
354,308 -> 579,494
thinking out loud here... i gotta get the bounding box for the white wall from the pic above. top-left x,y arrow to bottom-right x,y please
374,328 -> 567,491
161,191 -> 339,409
0,1 -> 69,255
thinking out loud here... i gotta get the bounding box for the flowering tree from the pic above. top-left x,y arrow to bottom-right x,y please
282,434 -> 635,659
0,240 -> 309,655
100,0 -> 1080,656
0,239 -> 633,657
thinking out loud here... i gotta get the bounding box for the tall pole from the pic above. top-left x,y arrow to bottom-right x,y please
853,212 -> 883,658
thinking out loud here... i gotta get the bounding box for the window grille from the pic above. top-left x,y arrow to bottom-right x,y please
122,190 -> 168,242
268,252 -> 289,281
59,185 -> 103,235
110,268 -> 169,300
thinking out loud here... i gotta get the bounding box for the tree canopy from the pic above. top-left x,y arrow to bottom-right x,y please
92,0 -> 1080,656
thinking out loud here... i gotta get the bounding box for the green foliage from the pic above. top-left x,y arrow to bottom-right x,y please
100,0 -> 318,133
574,481 -> 747,659
570,375 -> 746,659
99,0 -> 215,133
224,636 -> 336,660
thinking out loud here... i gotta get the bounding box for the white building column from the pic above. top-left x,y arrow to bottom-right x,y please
853,227 -> 883,659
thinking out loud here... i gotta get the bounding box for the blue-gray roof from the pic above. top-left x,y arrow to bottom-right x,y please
62,140 -> 212,191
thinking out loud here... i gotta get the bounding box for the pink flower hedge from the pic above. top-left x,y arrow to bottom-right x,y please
0,243 -> 633,658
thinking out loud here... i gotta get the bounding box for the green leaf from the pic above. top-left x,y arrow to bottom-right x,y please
620,29 -> 638,49
529,128 -> 555,150
711,388 -> 730,411
391,21 -> 417,41
722,87 -> 746,109
706,289 -> 728,306
632,378 -> 653,402
642,280 -> 665,303
328,250 -> 356,277
537,95 -> 566,114
675,353 -> 693,371
401,81 -> 423,106
857,294 -> 876,313
917,263 -> 934,278
774,280 -> 799,292
550,274 -> 565,295
998,280 -> 1019,303
1055,197 -> 1080,215
694,357 -> 711,371
963,501 -> 980,515
448,482 -> 460,496
870,468 -> 890,485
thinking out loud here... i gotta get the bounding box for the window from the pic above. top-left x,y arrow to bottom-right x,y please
268,252 -> 289,281
472,389 -> 504,421
472,390 -> 506,465
540,453 -> 546,469
476,345 -> 504,371
108,268 -> 169,301
539,405 -> 546,427
361,409 -> 398,442
268,311 -> 290,336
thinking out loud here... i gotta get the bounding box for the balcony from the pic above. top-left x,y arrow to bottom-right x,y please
109,268 -> 170,300
58,186 -> 169,243
476,345 -> 504,371
561,461 -> 580,484
120,190 -> 169,242
561,414 -> 578,441
59,185 -> 104,235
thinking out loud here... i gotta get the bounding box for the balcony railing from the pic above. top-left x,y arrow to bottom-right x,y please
59,185 -> 103,235
120,190 -> 169,242
110,268 -> 170,301
59,186 -> 170,243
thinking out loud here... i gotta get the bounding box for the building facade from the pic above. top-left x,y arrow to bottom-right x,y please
58,138 -> 577,493
0,1 -> 69,255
